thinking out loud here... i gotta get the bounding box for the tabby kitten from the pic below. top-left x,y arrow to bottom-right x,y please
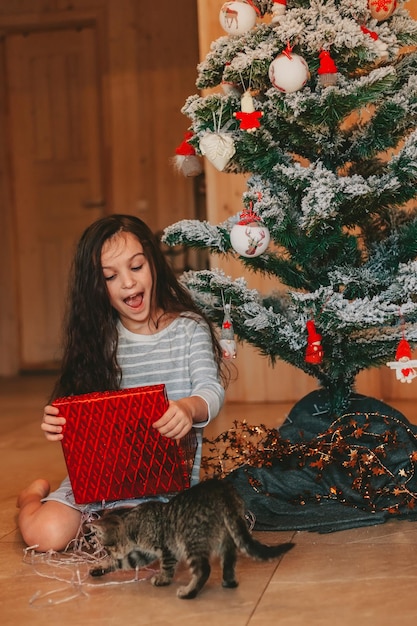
86,478 -> 294,599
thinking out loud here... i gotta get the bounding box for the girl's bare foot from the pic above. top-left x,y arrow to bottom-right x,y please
17,479 -> 50,508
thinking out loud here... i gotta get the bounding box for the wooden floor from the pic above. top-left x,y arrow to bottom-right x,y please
2,374 -> 417,625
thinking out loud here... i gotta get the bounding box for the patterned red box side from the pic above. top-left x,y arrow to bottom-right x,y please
54,384 -> 196,504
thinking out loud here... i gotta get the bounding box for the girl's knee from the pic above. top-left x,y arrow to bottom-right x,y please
19,505 -> 81,552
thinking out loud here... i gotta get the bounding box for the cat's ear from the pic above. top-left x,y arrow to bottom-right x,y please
84,520 -> 102,532
84,520 -> 107,541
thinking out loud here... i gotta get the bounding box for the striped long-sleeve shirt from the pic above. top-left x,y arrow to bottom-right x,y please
117,314 -> 225,484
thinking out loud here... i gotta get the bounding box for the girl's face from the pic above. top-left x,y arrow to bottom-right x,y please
101,231 -> 157,334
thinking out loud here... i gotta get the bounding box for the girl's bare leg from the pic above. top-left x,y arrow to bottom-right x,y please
17,479 -> 82,552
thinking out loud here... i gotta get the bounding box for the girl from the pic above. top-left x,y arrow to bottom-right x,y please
17,214 -> 227,552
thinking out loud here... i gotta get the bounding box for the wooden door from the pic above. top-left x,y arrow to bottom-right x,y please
5,26 -> 105,368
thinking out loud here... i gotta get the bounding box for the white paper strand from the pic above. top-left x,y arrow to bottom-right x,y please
22,513 -> 158,607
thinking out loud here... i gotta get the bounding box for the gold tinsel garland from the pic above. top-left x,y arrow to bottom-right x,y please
202,413 -> 417,515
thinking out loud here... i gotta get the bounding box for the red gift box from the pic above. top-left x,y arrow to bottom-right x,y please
54,384 -> 197,505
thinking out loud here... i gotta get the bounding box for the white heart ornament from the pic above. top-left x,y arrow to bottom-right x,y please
199,132 -> 236,171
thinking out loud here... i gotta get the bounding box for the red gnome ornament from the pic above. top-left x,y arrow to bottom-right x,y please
387,338 -> 417,383
174,131 -> 203,177
305,320 -> 324,364
318,50 -> 338,87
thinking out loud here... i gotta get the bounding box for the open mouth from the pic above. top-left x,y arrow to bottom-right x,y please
124,293 -> 144,308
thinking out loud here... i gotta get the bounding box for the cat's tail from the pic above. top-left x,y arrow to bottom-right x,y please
226,515 -> 295,561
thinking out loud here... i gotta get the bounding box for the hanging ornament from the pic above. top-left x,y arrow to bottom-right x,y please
271,0 -> 287,23
230,206 -> 270,257
199,131 -> 235,171
386,338 -> 417,383
173,131 -> 203,177
360,25 -> 389,59
233,66 -> 262,131
317,50 -> 338,87
199,104 -> 236,172
269,43 -> 310,93
304,320 -> 324,364
368,0 -> 397,21
219,295 -> 237,360
219,1 -> 258,35
234,90 -> 263,132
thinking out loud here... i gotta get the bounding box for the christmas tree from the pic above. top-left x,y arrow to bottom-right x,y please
164,0 -> 417,416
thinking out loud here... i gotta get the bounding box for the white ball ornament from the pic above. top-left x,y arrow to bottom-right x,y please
269,47 -> 310,93
230,214 -> 270,258
219,1 -> 257,35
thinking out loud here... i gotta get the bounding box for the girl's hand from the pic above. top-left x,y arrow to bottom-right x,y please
153,399 -> 197,440
153,396 -> 208,439
41,404 -> 66,441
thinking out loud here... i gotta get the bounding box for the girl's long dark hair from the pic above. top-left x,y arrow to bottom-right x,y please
52,214 -> 228,399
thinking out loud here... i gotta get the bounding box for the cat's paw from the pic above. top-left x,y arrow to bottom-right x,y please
151,574 -> 172,587
222,579 -> 238,588
177,586 -> 198,599
89,566 -> 112,577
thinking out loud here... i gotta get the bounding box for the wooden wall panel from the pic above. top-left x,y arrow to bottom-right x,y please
132,0 -> 199,232
93,0 -> 199,232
